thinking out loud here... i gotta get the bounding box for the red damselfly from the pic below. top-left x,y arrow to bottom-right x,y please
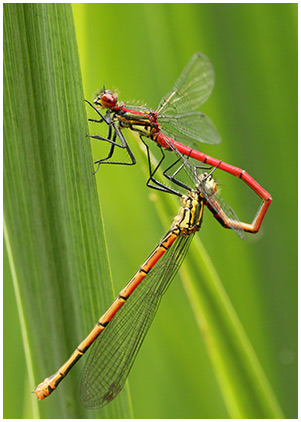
86,52 -> 271,233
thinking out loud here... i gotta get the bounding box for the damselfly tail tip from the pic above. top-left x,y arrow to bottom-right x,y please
33,381 -> 47,400
33,374 -> 57,400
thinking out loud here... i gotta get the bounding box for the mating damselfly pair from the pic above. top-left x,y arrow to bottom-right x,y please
34,53 -> 272,408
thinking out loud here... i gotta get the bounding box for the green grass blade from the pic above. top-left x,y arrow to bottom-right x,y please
180,242 -> 283,418
3,4 -> 131,418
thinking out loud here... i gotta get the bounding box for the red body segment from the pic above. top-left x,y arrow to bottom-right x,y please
89,53 -> 272,233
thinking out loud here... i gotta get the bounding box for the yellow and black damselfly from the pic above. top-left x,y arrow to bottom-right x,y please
34,170 -> 214,407
34,163 -> 248,408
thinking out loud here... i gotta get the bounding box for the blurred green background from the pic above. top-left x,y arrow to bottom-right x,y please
4,3 -> 297,418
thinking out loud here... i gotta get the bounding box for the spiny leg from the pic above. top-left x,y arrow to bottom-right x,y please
88,120 -> 136,173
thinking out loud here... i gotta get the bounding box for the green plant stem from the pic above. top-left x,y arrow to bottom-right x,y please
4,4 -> 131,418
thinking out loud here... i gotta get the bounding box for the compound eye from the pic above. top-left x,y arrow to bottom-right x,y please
100,93 -> 117,109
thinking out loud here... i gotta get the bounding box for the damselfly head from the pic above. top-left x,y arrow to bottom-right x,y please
93,89 -> 118,109
198,172 -> 217,197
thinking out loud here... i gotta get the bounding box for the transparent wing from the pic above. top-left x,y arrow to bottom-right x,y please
160,111 -> 221,146
206,192 -> 246,240
156,52 -> 215,115
78,234 -> 194,409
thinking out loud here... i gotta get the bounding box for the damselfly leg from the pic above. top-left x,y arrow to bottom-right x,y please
85,100 -> 136,173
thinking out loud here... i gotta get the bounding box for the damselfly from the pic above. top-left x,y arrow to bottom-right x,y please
34,166 -> 245,408
86,52 -> 272,233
